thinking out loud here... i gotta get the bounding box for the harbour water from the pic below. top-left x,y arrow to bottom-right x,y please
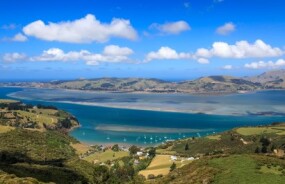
1,87 -> 285,146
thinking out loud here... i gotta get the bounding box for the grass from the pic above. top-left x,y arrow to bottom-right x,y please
83,149 -> 129,163
0,99 -> 19,103
0,125 -> 15,133
17,110 -> 57,127
236,127 -> 285,136
207,135 -> 222,140
209,155 -> 285,184
71,143 -> 90,155
260,165 -> 283,175
139,155 -> 192,178
156,149 -> 177,155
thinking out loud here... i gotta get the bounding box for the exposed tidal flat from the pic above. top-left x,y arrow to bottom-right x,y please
1,87 -> 285,145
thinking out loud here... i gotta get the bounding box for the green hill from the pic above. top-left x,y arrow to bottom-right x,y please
1,99 -> 285,183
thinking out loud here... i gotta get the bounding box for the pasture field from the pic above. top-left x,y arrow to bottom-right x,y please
83,149 -> 129,163
139,155 -> 192,178
236,126 -> 285,136
0,125 -> 15,133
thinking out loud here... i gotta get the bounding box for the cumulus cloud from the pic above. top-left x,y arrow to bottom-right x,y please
150,21 -> 191,35
145,47 -> 192,62
103,45 -> 133,56
244,59 -> 285,69
195,40 -> 283,59
12,33 -> 28,42
23,14 -> 138,43
197,58 -> 209,64
216,22 -> 235,35
222,65 -> 233,70
30,45 -> 134,65
2,53 -> 27,62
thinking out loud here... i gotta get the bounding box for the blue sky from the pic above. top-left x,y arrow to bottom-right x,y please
1,0 -> 285,81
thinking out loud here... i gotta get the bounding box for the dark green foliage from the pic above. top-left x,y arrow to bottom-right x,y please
93,165 -> 110,184
36,104 -> 58,110
170,162 -> 176,171
261,145 -> 268,153
112,144 -> 119,152
255,146 -> 260,153
260,137 -> 271,147
148,147 -> 156,158
185,143 -> 189,151
129,145 -> 140,155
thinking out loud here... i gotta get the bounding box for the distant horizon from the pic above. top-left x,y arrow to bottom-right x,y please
1,68 -> 282,83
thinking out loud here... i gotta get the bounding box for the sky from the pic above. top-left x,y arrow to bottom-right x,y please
0,0 -> 285,81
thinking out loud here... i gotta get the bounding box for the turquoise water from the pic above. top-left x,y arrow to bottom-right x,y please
1,87 -> 285,146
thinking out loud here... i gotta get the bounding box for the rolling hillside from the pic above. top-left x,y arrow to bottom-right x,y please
246,69 -> 285,89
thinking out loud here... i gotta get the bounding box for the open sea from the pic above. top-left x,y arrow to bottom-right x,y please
1,87 -> 285,146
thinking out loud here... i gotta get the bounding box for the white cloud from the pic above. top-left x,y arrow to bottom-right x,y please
30,45 -> 134,65
23,14 -> 138,43
244,59 -> 285,69
2,53 -> 27,62
222,65 -> 233,70
103,45 -> 133,56
150,21 -> 191,35
216,22 -> 235,35
12,33 -> 28,42
145,47 -> 192,62
197,58 -> 209,64
195,40 -> 283,59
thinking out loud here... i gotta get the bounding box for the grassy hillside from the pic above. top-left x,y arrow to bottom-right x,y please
246,69 -> 285,89
2,70 -> 285,94
0,99 -> 79,131
1,99 -> 285,183
153,154 -> 285,184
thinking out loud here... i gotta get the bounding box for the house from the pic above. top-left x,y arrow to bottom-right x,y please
187,157 -> 195,161
134,159 -> 140,165
273,149 -> 285,157
136,151 -> 143,156
170,156 -> 177,161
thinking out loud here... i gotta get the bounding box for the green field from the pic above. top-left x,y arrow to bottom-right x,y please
0,99 -> 19,104
207,134 -> 222,140
139,155 -> 192,178
83,149 -> 129,163
236,126 -> 285,136
209,155 -> 285,184
0,125 -> 15,133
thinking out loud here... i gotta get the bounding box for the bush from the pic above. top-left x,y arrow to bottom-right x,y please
148,174 -> 155,179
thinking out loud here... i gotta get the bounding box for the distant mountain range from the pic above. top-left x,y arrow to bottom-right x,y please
1,69 -> 285,94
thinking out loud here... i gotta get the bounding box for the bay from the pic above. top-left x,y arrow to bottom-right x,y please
1,87 -> 285,146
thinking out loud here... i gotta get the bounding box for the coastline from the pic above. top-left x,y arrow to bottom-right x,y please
6,88 -> 285,117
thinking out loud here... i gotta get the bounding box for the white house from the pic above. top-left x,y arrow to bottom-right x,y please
170,156 -> 177,161
136,151 -> 143,156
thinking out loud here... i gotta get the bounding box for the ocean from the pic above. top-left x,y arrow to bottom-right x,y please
1,87 -> 285,146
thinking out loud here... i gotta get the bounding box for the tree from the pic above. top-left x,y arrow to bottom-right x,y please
129,145 -> 140,155
170,162 -> 176,171
261,145 -> 267,153
185,143 -> 189,151
93,165 -> 110,184
112,144 -> 119,152
271,144 -> 277,152
260,137 -> 270,147
148,147 -> 156,158
255,146 -> 260,153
